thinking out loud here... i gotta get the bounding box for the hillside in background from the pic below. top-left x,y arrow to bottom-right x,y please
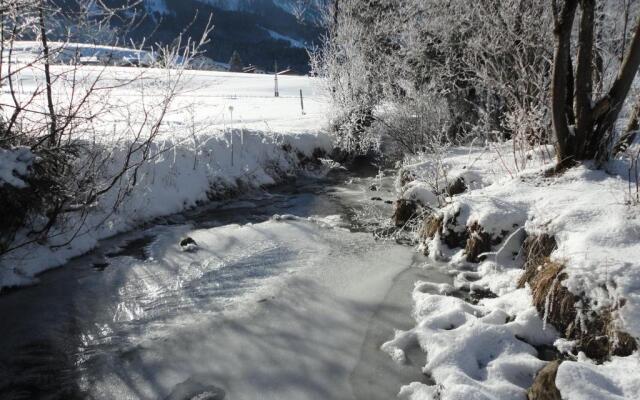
119,0 -> 325,73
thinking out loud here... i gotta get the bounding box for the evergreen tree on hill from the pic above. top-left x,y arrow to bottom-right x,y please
229,51 -> 244,72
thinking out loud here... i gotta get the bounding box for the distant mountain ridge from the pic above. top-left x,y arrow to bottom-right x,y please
41,0 -> 323,72
130,0 -> 324,72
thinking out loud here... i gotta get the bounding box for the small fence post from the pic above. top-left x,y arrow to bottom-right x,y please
274,60 -> 279,97
229,105 -> 234,167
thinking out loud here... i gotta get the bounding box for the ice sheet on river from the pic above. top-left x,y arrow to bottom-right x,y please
39,213 -> 411,399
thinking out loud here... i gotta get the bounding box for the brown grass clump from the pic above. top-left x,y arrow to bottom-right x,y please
528,259 -> 579,337
519,234 -> 638,361
420,214 -> 499,262
527,360 -> 562,400
420,214 -> 443,241
464,222 -> 493,262
419,214 -> 443,257
518,234 -> 557,287
393,199 -> 419,227
419,211 -> 470,257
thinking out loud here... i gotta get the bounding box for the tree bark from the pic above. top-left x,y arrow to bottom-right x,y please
551,0 -> 579,165
566,54 -> 576,127
552,1 -> 640,164
574,0 -> 595,157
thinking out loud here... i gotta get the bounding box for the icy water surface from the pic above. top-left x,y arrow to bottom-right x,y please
0,170 -> 451,400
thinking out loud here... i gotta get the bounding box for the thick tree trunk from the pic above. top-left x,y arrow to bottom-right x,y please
551,0 -> 579,165
574,0 -> 595,157
552,1 -> 640,164
593,2 -> 605,95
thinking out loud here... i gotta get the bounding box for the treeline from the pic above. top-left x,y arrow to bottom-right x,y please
314,0 -> 640,168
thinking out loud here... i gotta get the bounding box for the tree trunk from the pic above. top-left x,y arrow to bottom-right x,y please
566,54 -> 576,127
574,0 -> 595,157
552,1 -> 640,165
593,1 -> 605,95
551,0 -> 579,165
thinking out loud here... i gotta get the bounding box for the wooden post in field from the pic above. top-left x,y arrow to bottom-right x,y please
229,105 -> 234,167
274,60 -> 279,97
300,89 -> 305,115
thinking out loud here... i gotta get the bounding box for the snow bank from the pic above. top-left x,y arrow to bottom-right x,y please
0,63 -> 332,289
396,145 -> 553,209
390,142 -> 640,399
436,162 -> 640,340
0,130 -> 331,289
383,284 -> 555,399
556,353 -> 640,399
0,146 -> 34,188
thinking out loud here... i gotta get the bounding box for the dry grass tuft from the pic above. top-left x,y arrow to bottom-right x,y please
392,199 -> 419,227
527,360 -> 562,400
418,211 -> 470,256
518,234 -> 557,288
420,214 -> 443,241
520,234 -> 638,361
464,222 -> 493,262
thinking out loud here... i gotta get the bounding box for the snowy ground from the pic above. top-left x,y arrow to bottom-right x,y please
0,59 -> 332,289
385,142 -> 640,399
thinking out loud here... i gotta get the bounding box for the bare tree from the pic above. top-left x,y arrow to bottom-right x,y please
313,0 -> 554,160
552,0 -> 640,166
0,0 -> 214,254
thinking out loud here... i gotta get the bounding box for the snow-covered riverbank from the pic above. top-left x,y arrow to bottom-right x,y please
385,142 -> 640,399
0,65 -> 332,289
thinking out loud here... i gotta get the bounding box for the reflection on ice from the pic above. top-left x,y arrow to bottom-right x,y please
97,218 -> 341,347
0,172 -> 430,400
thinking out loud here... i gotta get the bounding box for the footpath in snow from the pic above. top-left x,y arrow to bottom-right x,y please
0,64 -> 332,289
384,143 -> 640,399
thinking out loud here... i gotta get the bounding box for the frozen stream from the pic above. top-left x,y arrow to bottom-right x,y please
0,170 -> 451,400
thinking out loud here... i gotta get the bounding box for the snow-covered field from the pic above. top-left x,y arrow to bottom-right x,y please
386,143 -> 640,399
2,41 -> 157,66
0,59 -> 332,289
